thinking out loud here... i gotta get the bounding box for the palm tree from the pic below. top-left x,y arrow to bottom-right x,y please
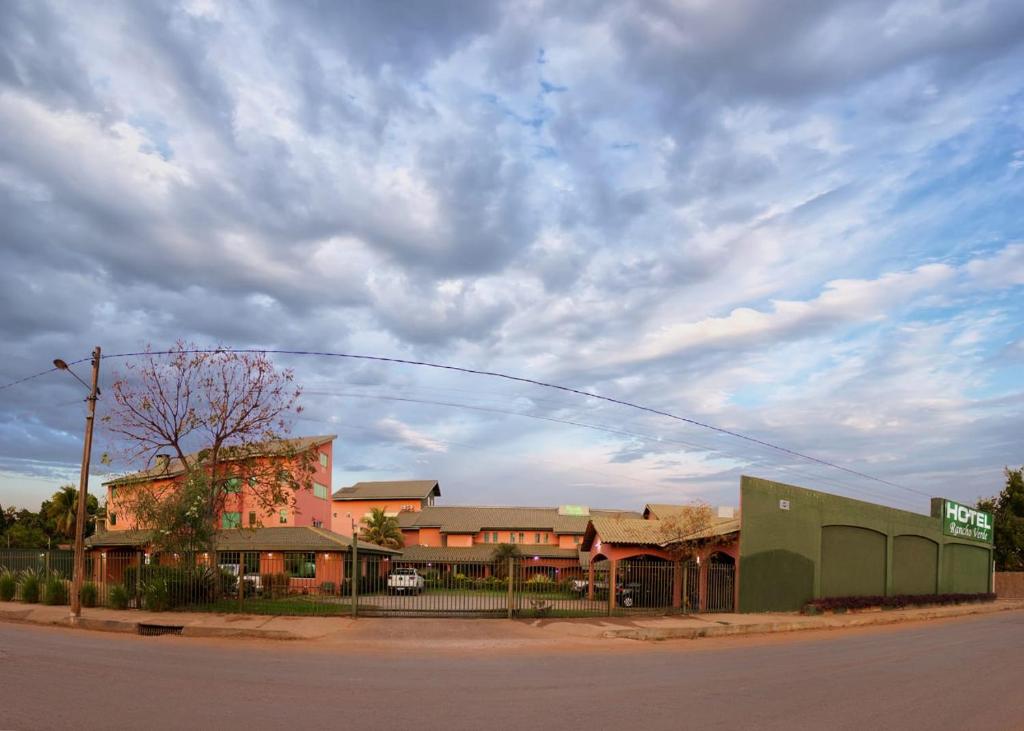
359,508 -> 404,549
490,542 -> 521,577
46,485 -> 79,539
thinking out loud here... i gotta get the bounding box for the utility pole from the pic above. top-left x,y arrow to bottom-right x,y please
66,347 -> 101,620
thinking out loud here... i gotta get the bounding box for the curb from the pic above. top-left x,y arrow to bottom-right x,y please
602,601 -> 1022,641
0,608 -> 305,640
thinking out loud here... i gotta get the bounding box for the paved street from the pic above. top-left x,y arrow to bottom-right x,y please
1,611 -> 1022,730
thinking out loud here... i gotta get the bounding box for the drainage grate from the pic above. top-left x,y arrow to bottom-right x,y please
137,624 -> 184,637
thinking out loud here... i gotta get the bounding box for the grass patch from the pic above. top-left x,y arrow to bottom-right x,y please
184,596 -> 362,616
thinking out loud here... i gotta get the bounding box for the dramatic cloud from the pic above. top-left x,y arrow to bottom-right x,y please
1,0 -> 1022,514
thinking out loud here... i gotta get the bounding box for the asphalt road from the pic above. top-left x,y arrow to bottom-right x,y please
1,612 -> 1022,731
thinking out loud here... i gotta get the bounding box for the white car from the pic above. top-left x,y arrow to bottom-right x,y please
387,568 -> 425,595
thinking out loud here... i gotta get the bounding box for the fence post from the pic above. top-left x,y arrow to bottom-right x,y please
506,557 -> 514,619
351,537 -> 359,619
238,552 -> 245,613
607,559 -> 617,616
135,551 -> 142,607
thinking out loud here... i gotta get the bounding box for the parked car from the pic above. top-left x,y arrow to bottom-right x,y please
387,568 -> 425,595
570,578 -> 608,596
616,581 -> 664,608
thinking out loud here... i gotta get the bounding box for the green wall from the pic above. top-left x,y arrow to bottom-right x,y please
821,526 -> 887,597
893,535 -> 938,595
738,477 -> 993,612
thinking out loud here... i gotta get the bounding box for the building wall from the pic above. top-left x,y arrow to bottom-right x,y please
107,442 -> 333,532
738,476 -> 994,612
995,572 -> 1024,598
331,497 -> 423,536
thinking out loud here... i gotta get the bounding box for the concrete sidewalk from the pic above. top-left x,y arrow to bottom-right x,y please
2,599 -> 1021,645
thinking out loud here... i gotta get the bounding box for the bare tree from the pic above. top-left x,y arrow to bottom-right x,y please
102,343 -> 314,552
656,502 -> 720,561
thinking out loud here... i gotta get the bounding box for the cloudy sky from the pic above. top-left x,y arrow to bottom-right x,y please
1,0 -> 1022,515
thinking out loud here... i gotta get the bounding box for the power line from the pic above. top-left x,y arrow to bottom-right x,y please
311,388 -> 924,510
3,347 -> 932,499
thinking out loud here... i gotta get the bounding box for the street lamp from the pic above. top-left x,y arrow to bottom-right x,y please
55,347 -> 101,621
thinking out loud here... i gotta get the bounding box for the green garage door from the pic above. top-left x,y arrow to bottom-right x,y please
892,535 -> 938,595
942,543 -> 991,594
821,525 -> 886,598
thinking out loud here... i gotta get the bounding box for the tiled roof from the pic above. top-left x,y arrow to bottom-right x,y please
396,506 -> 640,534
332,480 -> 440,501
583,515 -> 741,549
103,435 -> 337,486
85,526 -> 399,554
396,544 -> 583,563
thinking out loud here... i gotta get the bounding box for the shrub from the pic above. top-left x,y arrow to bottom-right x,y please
107,584 -> 130,610
80,582 -> 98,608
43,576 -> 68,605
320,581 -> 336,595
259,573 -> 290,599
18,569 -> 43,603
802,592 -> 997,614
141,576 -> 173,611
0,569 -> 16,601
525,574 -> 554,592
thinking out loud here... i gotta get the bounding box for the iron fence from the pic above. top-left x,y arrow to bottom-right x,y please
0,549 -> 735,617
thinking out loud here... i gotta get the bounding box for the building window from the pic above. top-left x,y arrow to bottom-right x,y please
483,532 -> 489,543
312,519 -> 323,528
543,533 -> 549,544
248,511 -> 257,527
109,513 -> 117,526
313,482 -> 328,500
279,509 -> 288,524
285,552 -> 316,578
534,533 -> 540,543
223,477 -> 242,494
509,533 -> 516,543
492,531 -> 498,543
222,512 -> 241,529
319,452 -> 328,468
519,532 -> 525,543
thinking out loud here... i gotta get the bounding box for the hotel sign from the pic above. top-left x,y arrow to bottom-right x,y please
941,500 -> 993,543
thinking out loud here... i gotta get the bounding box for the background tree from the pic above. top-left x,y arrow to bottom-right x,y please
359,508 -> 404,548
102,343 -> 312,554
45,485 -> 99,540
657,502 -> 721,562
978,467 -> 1024,571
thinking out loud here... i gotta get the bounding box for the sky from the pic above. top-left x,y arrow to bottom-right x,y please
0,0 -> 1022,515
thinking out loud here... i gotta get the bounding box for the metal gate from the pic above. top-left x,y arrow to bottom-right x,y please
705,561 -> 736,613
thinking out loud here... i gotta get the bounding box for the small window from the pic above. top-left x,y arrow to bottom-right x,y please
222,512 -> 241,529
248,511 -> 257,527
109,513 -> 117,526
519,532 -> 525,543
319,452 -> 329,468
313,483 -> 328,500
492,531 -> 498,543
224,477 -> 241,494
543,533 -> 549,544
279,509 -> 288,524
509,533 -> 516,543
534,533 -> 540,543
312,519 -> 323,528
483,533 -> 490,543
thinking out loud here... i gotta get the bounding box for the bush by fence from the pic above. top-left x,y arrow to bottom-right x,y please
803,592 -> 996,614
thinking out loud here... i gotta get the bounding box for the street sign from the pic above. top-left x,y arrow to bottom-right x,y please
941,499 -> 993,543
